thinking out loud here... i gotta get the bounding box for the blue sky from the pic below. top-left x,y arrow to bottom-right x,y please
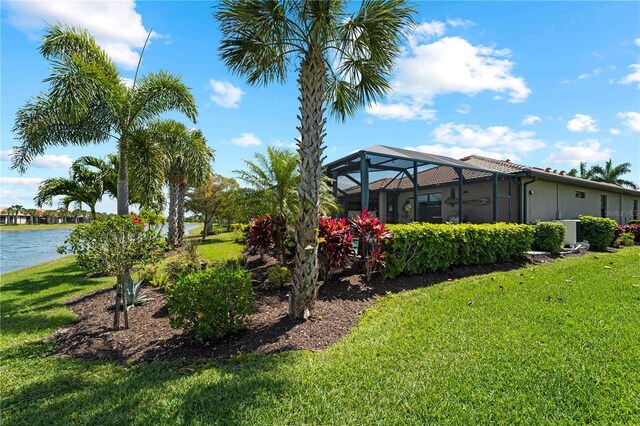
1,1 -> 639,213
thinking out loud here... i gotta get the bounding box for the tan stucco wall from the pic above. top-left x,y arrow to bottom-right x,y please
525,180 -> 639,223
395,178 -> 518,224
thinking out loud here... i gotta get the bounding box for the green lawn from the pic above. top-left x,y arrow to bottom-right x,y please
0,223 -> 77,232
2,247 -> 639,425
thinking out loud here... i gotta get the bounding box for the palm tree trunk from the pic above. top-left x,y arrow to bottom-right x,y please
90,205 -> 97,220
117,146 -> 129,215
176,183 -> 187,248
290,47 -> 326,320
167,180 -> 179,248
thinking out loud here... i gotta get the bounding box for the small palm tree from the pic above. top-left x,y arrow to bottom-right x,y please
10,205 -> 24,225
216,0 -> 414,319
34,163 -> 104,219
142,120 -> 214,248
236,146 -> 299,262
590,159 -> 638,189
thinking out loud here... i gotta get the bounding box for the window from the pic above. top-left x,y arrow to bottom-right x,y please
600,195 -> 607,218
417,193 -> 442,223
575,191 -> 585,199
634,200 -> 638,220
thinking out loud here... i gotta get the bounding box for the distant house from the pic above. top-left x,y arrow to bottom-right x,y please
0,207 -> 29,225
326,145 -> 640,225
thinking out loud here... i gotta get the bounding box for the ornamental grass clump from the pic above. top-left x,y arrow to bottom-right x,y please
166,267 -> 254,343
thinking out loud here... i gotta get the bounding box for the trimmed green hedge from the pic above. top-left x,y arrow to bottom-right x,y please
385,222 -> 535,278
533,222 -> 566,254
578,215 -> 617,251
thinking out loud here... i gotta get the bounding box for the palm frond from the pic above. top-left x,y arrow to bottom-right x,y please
129,71 -> 198,125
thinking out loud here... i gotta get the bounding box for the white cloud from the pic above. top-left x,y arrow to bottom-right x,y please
433,122 -> 545,153
366,102 -> 436,121
635,38 -> 640,47
395,36 -> 531,103
455,104 -> 470,115
617,111 -> 640,132
567,114 -> 598,133
120,77 -> 134,88
610,128 -> 621,135
0,177 -> 44,188
619,64 -> 640,88
231,133 -> 261,147
544,139 -> 613,166
446,18 -> 475,28
577,67 -> 601,80
4,1 -> 159,69
209,80 -> 245,108
407,144 -> 516,161
522,115 -> 541,126
0,150 -> 73,170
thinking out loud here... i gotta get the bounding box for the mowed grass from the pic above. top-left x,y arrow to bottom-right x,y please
2,247 -> 639,425
0,223 -> 77,232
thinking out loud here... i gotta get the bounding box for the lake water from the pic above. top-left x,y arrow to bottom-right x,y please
0,223 -> 199,274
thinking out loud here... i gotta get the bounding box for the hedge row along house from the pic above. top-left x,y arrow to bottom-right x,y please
327,145 -> 639,226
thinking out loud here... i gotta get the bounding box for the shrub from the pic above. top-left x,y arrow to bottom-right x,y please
617,232 -> 635,247
578,215 -> 617,251
614,223 -> 640,245
629,219 -> 640,225
165,240 -> 205,281
318,216 -> 354,281
533,222 -> 566,253
150,273 -> 169,287
385,222 -> 535,278
351,210 -> 391,281
267,265 -> 291,288
166,267 -> 254,343
138,264 -> 158,284
247,216 -> 274,257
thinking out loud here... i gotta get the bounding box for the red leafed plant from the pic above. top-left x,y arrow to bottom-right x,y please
614,223 -> 640,245
247,215 -> 274,258
351,209 -> 391,281
317,216 -> 354,282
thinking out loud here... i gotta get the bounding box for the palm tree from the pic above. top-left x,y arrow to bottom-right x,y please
216,0 -> 414,318
590,159 -> 638,189
143,120 -> 213,248
10,205 -> 23,225
34,163 -> 104,219
11,24 -> 197,329
567,162 -> 596,179
11,24 -> 196,215
236,146 -> 299,262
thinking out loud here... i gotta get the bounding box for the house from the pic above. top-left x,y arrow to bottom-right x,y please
326,145 -> 640,225
0,207 -> 29,225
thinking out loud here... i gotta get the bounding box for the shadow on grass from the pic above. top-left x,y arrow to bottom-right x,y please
3,350 -> 292,425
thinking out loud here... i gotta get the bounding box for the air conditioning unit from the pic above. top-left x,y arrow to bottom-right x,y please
556,220 -> 582,246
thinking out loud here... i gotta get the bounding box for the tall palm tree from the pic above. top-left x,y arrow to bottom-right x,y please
34,162 -> 104,219
236,146 -> 299,262
590,159 -> 638,189
143,120 -> 214,248
216,0 -> 414,319
11,24 -> 197,329
567,162 -> 596,180
11,24 -> 196,215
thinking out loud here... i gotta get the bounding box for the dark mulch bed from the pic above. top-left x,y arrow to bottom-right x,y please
49,252 -> 565,364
